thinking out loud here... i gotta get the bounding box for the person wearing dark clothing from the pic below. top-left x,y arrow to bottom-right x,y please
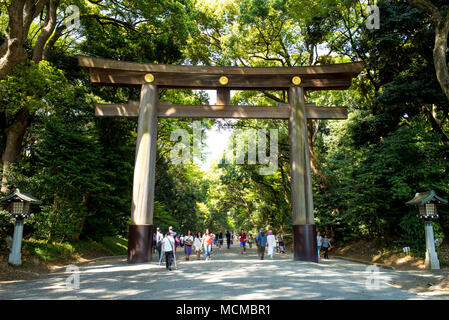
156,227 -> 163,261
161,232 -> 175,270
218,232 -> 224,248
153,233 -> 157,254
322,235 -> 332,259
226,231 -> 231,249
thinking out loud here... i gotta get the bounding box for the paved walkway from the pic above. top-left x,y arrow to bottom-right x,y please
0,245 -> 445,300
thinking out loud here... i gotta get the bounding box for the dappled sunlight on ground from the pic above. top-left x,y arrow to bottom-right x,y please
0,245 -> 445,300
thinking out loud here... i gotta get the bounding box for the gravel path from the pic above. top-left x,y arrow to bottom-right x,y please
0,244 -> 444,300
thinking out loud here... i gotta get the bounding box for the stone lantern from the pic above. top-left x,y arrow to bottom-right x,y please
406,190 -> 447,270
0,189 -> 41,266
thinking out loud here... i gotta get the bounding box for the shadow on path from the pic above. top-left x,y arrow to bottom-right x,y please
0,245 -> 441,300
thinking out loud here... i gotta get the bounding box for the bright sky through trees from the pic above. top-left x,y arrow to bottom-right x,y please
194,90 -> 234,171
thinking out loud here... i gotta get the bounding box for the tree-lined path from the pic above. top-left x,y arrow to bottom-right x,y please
0,245 -> 442,300
1,0 -> 449,300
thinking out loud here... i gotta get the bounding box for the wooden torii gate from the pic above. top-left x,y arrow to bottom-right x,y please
78,56 -> 362,264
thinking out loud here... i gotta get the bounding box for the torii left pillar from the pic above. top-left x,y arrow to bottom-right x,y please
289,86 -> 318,262
128,83 -> 158,263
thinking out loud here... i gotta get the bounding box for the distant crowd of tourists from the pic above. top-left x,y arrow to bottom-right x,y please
153,226 -> 289,271
236,228 -> 286,259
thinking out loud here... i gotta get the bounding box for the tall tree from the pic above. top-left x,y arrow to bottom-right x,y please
409,0 -> 449,101
1,0 -> 197,193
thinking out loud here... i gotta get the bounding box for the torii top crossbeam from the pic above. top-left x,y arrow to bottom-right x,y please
78,55 -> 362,91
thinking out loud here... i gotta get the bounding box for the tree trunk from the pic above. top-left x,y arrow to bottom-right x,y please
32,0 -> 58,63
0,0 -> 49,80
1,110 -> 29,194
422,105 -> 449,142
408,0 -> 449,101
0,0 -> 27,79
433,21 -> 449,101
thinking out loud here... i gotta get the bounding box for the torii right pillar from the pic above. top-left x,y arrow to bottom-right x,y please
289,86 -> 318,262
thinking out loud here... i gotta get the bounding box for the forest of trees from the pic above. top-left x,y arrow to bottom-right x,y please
1,0 -> 448,252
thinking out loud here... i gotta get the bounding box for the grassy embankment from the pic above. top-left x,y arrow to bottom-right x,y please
281,237 -> 449,270
331,240 -> 449,270
0,236 -> 128,281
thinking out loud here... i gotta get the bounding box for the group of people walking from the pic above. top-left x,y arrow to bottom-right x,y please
237,228 -> 286,260
155,226 -> 332,271
155,227 -> 220,270
316,231 -> 332,259
154,226 -> 290,270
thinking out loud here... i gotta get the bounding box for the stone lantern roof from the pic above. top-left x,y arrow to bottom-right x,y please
406,190 -> 448,206
0,188 -> 41,205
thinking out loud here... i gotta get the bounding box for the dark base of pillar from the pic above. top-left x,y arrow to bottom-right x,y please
128,224 -> 153,264
292,224 -> 318,262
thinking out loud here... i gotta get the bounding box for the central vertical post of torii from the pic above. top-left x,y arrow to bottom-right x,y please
128,83 -> 158,263
289,86 -> 318,262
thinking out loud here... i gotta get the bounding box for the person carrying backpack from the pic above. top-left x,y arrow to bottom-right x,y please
161,232 -> 175,271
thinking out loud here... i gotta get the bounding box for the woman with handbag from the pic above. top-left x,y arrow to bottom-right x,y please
184,230 -> 194,261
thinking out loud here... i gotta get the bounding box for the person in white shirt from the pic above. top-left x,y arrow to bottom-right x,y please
193,232 -> 202,259
161,232 -> 175,270
267,230 -> 276,259
156,227 -> 163,261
